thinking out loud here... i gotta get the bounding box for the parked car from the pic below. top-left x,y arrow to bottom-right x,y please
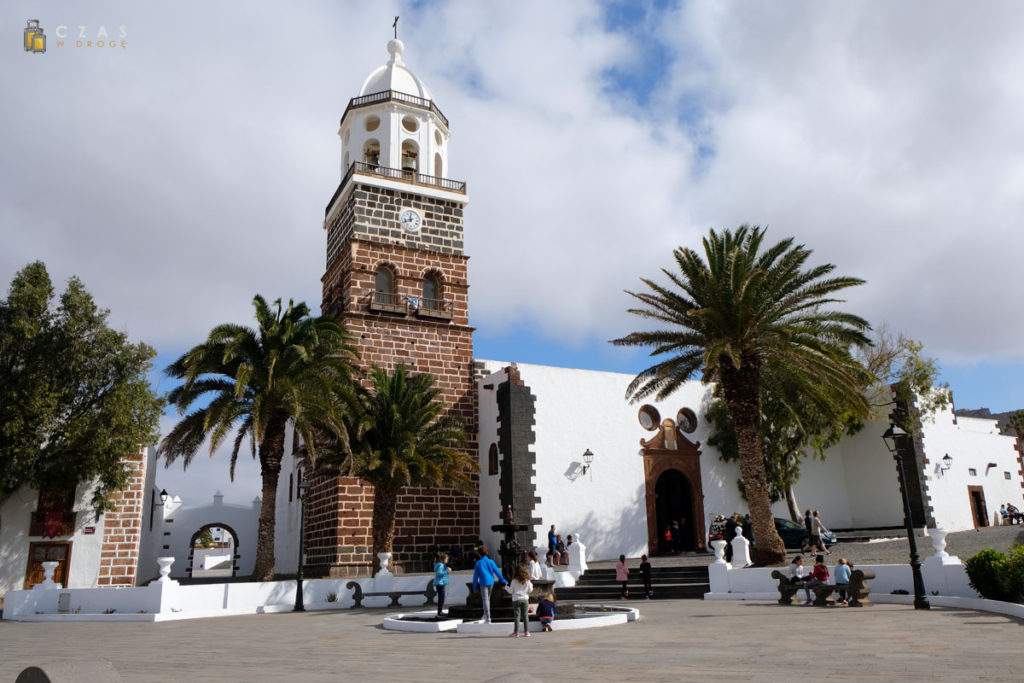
774,517 -> 837,550
708,516 -> 837,551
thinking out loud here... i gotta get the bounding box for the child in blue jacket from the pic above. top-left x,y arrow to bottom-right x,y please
434,552 -> 450,617
471,545 -> 507,624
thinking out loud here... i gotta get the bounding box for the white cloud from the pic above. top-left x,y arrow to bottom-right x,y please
3,0 -> 1023,371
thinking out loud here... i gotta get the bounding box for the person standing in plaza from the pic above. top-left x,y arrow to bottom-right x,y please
639,554 -> 653,598
616,554 -> 630,599
505,565 -> 534,637
527,550 -> 543,580
547,524 -> 557,566
802,509 -> 813,553
810,510 -> 831,555
433,552 -> 450,618
472,545 -> 507,624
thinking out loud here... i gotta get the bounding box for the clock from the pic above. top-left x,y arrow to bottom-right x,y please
398,208 -> 422,233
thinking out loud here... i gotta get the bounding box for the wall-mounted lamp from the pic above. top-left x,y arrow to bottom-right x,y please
581,449 -> 594,475
986,462 -> 998,474
159,489 -> 169,504
940,454 -> 952,473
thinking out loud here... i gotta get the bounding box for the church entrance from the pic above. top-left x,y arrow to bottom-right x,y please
655,470 -> 694,552
968,486 -> 989,528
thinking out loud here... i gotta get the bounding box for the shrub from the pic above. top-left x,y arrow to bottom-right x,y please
326,592 -> 338,603
995,543 -> 1024,603
965,548 -> 1011,601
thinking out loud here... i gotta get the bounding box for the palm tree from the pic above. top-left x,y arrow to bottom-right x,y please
326,364 -> 476,572
613,226 -> 871,565
159,296 -> 358,581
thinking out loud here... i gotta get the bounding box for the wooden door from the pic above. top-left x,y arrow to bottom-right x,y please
968,486 -> 988,529
24,542 -> 72,589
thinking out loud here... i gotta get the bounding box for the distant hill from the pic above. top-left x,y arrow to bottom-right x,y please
954,408 -> 1021,435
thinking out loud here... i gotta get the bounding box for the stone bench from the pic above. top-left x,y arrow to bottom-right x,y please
809,583 -> 835,606
847,569 -> 875,607
346,579 -> 436,608
770,570 -> 802,605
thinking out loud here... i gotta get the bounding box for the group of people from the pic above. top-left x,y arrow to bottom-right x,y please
615,554 -> 654,600
802,509 -> 831,555
546,524 -> 572,565
434,544 -> 556,636
999,502 -> 1023,524
788,554 -> 853,605
660,519 -> 687,553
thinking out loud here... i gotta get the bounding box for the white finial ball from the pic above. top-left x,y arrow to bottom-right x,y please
387,39 -> 405,57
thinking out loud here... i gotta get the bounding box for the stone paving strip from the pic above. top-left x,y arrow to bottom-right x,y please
1,598 -> 1020,682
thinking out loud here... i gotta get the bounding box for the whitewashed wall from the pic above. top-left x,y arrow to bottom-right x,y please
274,422 -> 303,575
922,409 -> 1022,530
477,367 -> 503,552
146,493 -> 259,578
0,482 -> 108,600
478,361 -> 726,562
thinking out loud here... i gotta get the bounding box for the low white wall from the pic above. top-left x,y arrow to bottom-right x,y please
2,565 -> 469,621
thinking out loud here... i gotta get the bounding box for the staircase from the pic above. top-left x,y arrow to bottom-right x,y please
554,565 -> 710,601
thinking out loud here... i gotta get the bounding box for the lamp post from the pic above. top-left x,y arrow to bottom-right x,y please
581,449 -> 594,475
881,423 -> 930,610
294,479 -> 312,612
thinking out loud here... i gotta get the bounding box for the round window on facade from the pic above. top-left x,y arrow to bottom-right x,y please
638,405 -> 660,431
676,408 -> 698,433
364,115 -> 380,132
402,116 -> 419,133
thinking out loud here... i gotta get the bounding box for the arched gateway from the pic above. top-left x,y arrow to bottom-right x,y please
638,406 -> 706,553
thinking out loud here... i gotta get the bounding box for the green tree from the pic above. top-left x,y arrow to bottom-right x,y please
613,226 -> 871,565
0,262 -> 163,513
324,364 -> 476,572
707,327 -> 945,523
159,296 -> 358,581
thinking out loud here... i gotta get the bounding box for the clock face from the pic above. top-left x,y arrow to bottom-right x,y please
399,208 -> 422,233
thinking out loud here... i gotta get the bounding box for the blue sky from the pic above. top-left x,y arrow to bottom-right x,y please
5,0 -> 1024,503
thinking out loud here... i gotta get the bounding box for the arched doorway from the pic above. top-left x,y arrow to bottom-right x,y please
187,523 -> 239,578
655,469 -> 694,552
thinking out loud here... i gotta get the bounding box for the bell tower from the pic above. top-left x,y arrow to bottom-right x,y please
307,38 -> 478,576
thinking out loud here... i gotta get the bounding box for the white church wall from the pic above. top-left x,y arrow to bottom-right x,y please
0,481 -> 109,600
477,366 -> 503,552
509,363 -> 718,562
837,423 -> 905,528
773,444 -> 854,528
274,422 -> 302,575
155,493 -> 259,578
921,409 -> 1021,530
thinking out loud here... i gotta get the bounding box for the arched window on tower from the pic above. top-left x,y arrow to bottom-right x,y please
374,266 -> 395,306
434,152 -> 443,177
370,265 -> 404,314
364,139 -> 380,167
422,273 -> 440,311
417,271 -> 452,321
401,140 -> 419,174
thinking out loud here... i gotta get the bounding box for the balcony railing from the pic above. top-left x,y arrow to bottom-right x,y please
29,510 -> 77,538
342,89 -> 449,128
327,162 -> 467,215
365,292 -> 454,321
416,297 -> 453,321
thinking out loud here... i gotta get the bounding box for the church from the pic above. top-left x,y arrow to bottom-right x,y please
271,36 -> 1024,577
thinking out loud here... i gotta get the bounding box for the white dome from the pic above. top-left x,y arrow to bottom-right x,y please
359,39 -> 433,100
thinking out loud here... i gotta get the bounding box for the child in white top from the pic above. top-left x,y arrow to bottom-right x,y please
505,565 -> 534,637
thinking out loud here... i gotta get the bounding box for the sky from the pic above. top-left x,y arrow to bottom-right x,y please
4,0 -> 1024,505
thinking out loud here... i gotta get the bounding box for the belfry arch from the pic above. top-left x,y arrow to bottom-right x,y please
639,406 -> 706,553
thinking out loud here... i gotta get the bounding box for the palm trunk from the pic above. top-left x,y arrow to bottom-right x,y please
252,414 -> 287,581
782,455 -> 801,523
372,485 -> 400,574
721,359 -> 787,565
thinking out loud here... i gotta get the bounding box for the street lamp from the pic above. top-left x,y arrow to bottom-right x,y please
294,478 -> 312,612
881,423 -> 930,610
581,449 -> 594,475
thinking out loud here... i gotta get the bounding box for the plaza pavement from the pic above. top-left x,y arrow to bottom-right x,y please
2,596 -> 1021,682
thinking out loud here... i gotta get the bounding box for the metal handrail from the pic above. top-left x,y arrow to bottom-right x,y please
326,162 -> 467,215
343,89 -> 449,128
